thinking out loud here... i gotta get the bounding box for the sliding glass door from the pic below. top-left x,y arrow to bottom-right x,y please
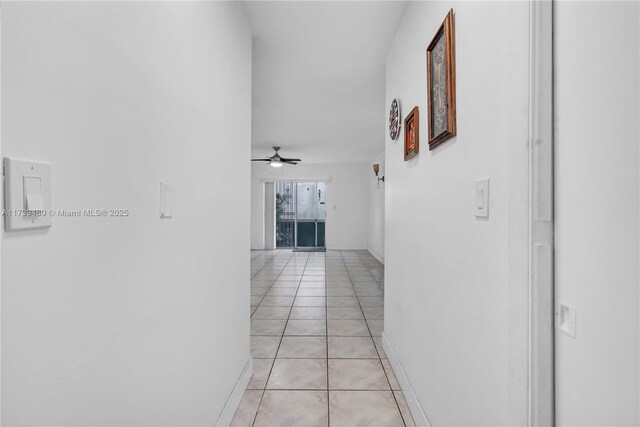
295,182 -> 326,248
275,182 -> 295,248
274,181 -> 326,248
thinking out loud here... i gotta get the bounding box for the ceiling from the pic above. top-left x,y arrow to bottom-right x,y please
243,1 -> 409,164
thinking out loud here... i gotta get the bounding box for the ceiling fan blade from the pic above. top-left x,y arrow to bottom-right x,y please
280,157 -> 301,162
251,158 -> 271,162
282,161 -> 298,165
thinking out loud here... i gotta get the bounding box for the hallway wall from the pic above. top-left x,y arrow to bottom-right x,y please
1,2 -> 252,425
367,151 -> 385,264
554,2 -> 640,425
251,163 -> 370,250
383,1 -> 530,425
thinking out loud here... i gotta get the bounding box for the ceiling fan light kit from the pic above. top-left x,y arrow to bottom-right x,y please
251,146 -> 301,167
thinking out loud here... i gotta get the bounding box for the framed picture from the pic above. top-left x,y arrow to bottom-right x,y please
426,9 -> 456,150
389,98 -> 401,141
404,106 -> 419,161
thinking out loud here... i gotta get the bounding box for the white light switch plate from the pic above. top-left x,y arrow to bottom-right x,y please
556,302 -> 576,338
159,181 -> 172,219
475,178 -> 489,218
4,157 -> 53,231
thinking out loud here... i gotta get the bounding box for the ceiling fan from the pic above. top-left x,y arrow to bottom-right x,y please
251,146 -> 301,168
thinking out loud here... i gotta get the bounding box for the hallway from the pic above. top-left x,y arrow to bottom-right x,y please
232,250 -> 414,426
2,1 -> 639,425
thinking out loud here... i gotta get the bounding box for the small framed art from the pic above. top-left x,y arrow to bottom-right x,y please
404,106 -> 419,161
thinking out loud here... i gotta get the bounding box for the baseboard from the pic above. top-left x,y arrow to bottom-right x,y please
215,358 -> 253,427
382,333 -> 431,427
325,245 -> 368,251
367,247 -> 384,265
253,245 -> 372,252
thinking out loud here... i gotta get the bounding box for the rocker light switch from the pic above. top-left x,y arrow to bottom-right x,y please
4,157 -> 52,231
556,302 -> 576,338
475,178 -> 489,218
24,176 -> 44,212
159,181 -> 172,219
476,187 -> 485,209
26,193 -> 44,212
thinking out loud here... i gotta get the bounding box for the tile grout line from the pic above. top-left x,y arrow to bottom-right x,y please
250,250 -> 288,315
247,251 -> 394,426
251,250 -> 309,427
250,250 -> 293,425
341,251 -> 408,427
249,388 -> 396,392
325,252 -> 331,427
246,250 -> 288,426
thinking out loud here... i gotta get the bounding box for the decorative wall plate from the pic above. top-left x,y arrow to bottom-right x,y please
388,98 -> 401,141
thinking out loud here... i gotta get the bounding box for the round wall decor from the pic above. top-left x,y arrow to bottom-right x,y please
389,98 -> 401,141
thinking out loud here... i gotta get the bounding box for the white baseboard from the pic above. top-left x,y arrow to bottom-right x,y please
252,245 -> 372,251
215,358 -> 253,427
382,333 -> 431,427
325,245 -> 368,251
367,247 -> 384,265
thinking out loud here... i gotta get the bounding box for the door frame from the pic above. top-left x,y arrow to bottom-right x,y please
262,178 -> 332,249
528,0 -> 555,425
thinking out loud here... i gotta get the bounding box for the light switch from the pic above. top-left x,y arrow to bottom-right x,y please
24,175 -> 42,195
476,187 -> 485,209
556,302 -> 576,338
475,178 -> 489,218
24,176 -> 44,213
26,193 -> 44,212
159,181 -> 172,219
4,158 -> 52,231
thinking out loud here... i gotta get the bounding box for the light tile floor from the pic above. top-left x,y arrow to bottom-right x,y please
231,250 -> 416,427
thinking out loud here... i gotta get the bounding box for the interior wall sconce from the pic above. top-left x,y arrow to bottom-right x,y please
373,164 -> 385,189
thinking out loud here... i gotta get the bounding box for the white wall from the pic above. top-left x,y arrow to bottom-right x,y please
555,2 -> 640,425
384,2 -> 531,425
1,2 -> 252,425
251,162 -> 370,250
368,151 -> 385,263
